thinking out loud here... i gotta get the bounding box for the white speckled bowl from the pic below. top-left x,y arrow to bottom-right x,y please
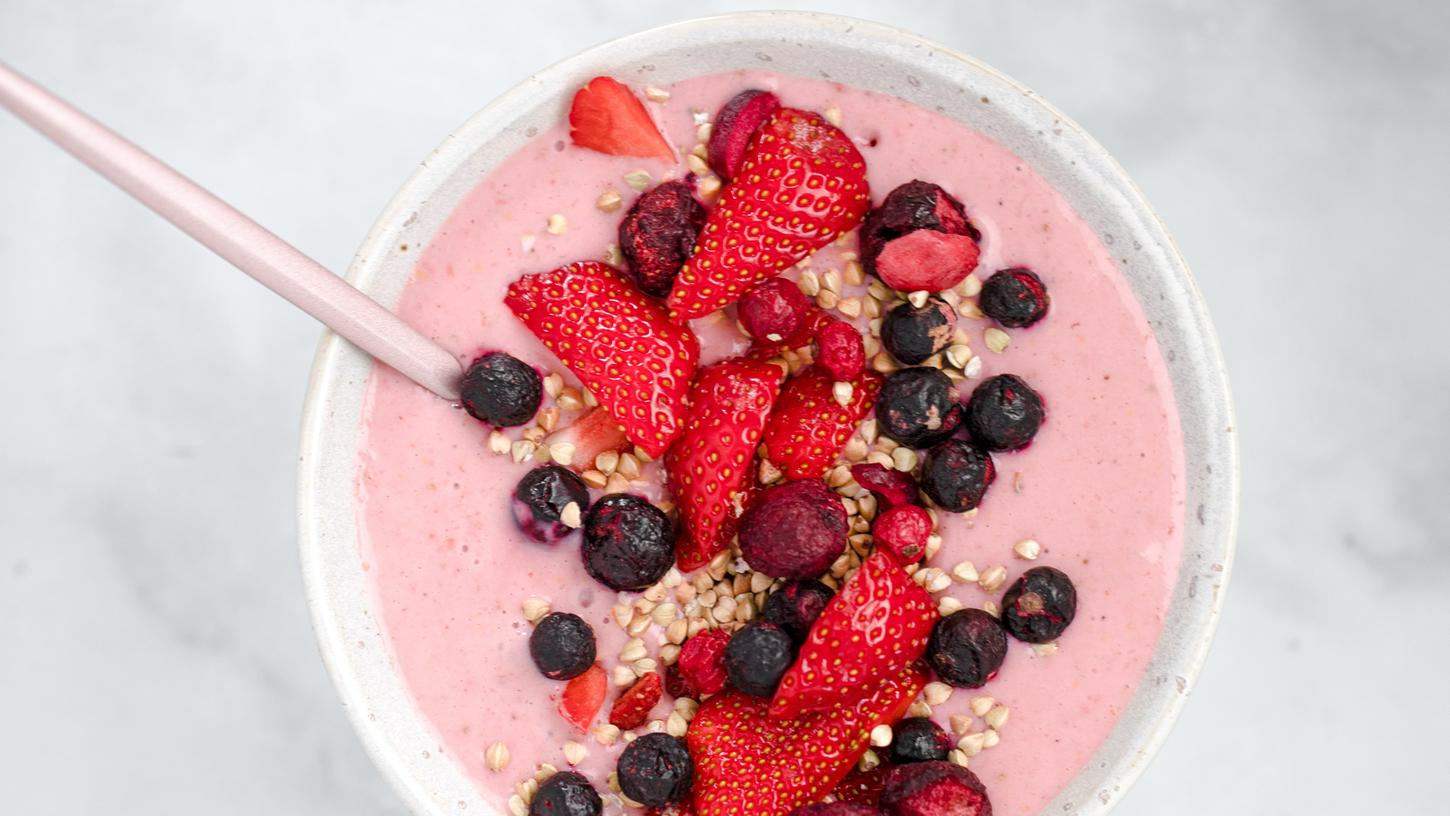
297,11 -> 1238,815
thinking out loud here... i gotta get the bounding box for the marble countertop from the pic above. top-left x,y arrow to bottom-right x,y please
2,1 -> 1446,813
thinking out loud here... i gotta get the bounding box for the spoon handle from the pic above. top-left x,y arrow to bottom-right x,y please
0,61 -> 462,401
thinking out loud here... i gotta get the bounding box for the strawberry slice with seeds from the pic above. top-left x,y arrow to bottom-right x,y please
760,364 -> 882,481
668,108 -> 870,322
506,261 -> 699,459
688,662 -> 928,816
609,671 -> 663,730
770,551 -> 938,719
667,358 -> 786,571
569,76 -> 674,161
557,663 -> 607,732
832,766 -> 889,806
543,406 -> 629,473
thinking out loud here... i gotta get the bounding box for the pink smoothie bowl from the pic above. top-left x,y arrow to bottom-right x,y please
296,11 -> 1238,815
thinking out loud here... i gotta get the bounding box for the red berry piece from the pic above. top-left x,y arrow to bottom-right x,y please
789,805 -> 881,816
881,298 -> 956,365
830,766 -> 890,807
664,663 -> 693,699
569,76 -> 674,161
677,629 -> 732,697
610,671 -> 664,730
706,89 -> 782,181
872,504 -> 933,564
814,316 -> 866,380
761,365 -> 882,481
979,267 -> 1050,328
738,480 -> 848,580
926,609 -> 1007,688
1000,566 -> 1077,644
738,277 -> 811,342
557,663 -> 608,732
965,374 -> 1045,452
862,180 -> 981,293
849,463 -> 920,509
620,180 -> 708,298
541,406 -> 630,474
460,351 -> 542,427
879,761 -> 992,816
919,439 -> 996,513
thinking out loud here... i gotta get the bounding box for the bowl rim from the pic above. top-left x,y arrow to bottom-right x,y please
297,10 -> 1239,815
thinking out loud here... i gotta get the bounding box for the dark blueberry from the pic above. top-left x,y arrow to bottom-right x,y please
920,439 -> 996,513
875,368 -> 964,449
619,180 -> 707,298
926,609 -> 1008,688
460,351 -> 542,427
761,579 -> 836,644
529,771 -> 602,816
979,267 -> 1050,328
888,717 -> 953,764
881,298 -> 957,365
529,612 -> 596,681
723,622 -> 796,697
880,761 -> 992,816
581,494 -> 675,591
861,180 -> 981,277
512,465 -> 590,543
616,733 -> 694,807
1000,566 -> 1077,644
966,374 -> 1044,452
789,805 -> 882,816
738,480 -> 849,580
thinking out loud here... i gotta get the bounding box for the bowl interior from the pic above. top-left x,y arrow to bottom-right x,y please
297,11 -> 1237,815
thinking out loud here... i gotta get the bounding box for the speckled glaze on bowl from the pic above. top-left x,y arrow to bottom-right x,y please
297,11 -> 1238,816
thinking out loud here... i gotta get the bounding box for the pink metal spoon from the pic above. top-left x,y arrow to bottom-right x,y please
0,60 -> 463,401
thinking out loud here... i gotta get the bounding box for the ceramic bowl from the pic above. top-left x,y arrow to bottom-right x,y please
297,11 -> 1238,815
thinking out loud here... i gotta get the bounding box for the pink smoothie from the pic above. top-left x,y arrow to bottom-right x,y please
356,69 -> 1184,815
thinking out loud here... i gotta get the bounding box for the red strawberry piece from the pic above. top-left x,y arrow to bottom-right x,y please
620,180 -> 707,298
738,277 -> 812,342
872,504 -> 934,564
761,365 -> 882,481
873,230 -> 982,293
677,629 -> 731,697
542,406 -> 630,473
879,761 -> 992,816
506,261 -> 700,458
569,76 -> 674,161
668,108 -> 870,322
688,662 -> 928,816
707,89 -> 782,181
557,663 -> 607,732
814,316 -> 866,381
648,798 -> 697,816
771,551 -> 938,719
668,358 -> 785,571
610,671 -> 664,730
861,180 -> 981,293
849,463 -> 919,509
831,766 -> 889,807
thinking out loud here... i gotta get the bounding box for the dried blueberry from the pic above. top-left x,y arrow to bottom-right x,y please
512,465 -> 590,543
529,612 -> 596,681
581,494 -> 675,591
861,181 -> 982,292
761,579 -> 835,644
888,717 -> 953,764
966,374 -> 1044,452
979,267 -> 1050,328
920,439 -> 996,513
875,367 -> 964,449
618,180 -> 707,298
882,297 -> 957,365
616,733 -> 694,807
529,771 -> 602,816
926,609 -> 1008,688
724,621 -> 796,697
1000,566 -> 1077,644
460,351 -> 541,427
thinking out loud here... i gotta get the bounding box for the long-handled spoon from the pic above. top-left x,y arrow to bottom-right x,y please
0,61 -> 463,401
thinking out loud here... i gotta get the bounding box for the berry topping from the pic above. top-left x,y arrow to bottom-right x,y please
849,463 -> 919,509
688,664 -> 928,816
581,494 -> 676,591
541,406 -> 630,473
762,365 -> 883,481
979,267 -> 1050,328
875,368 -> 964,449
568,76 -> 673,161
919,439 -> 996,513
617,733 -> 695,808
861,181 -> 981,293
771,551 -> 938,719
965,374 -> 1045,452
676,629 -> 732,697
830,766 -> 890,807
815,316 -> 867,381
879,761 -> 992,816
512,465 -> 590,543
723,621 -> 797,697
668,358 -> 785,571
620,181 -> 708,298
881,298 -> 956,365
706,89 -> 782,181
888,717 -> 952,765
664,663 -> 692,699
789,805 -> 882,816
739,277 -> 812,342
668,108 -> 870,321
761,579 -> 835,644
1000,566 -> 1078,644
530,612 -> 597,680
925,609 -> 1007,688
557,663 -> 607,732
506,261 -> 700,458
610,671 -> 664,730
460,351 -> 542,427
738,480 -> 849,580
871,504 -> 934,565
530,771 -> 603,816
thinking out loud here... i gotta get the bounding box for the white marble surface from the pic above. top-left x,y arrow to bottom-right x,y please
1,1 -> 1446,813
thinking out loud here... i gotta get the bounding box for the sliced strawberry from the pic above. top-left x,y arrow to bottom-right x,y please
668,108 -> 870,322
609,671 -> 663,730
568,76 -> 674,161
557,663 -> 607,732
688,662 -> 928,816
760,365 -> 882,481
668,358 -> 785,571
832,766 -> 889,806
542,406 -> 629,473
771,551 -> 938,719
506,261 -> 699,458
